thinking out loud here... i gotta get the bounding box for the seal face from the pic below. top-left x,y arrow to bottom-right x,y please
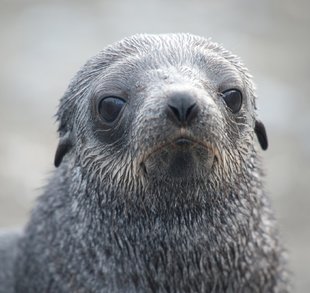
55,33 -> 268,203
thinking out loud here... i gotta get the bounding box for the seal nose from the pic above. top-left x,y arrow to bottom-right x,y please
166,92 -> 198,124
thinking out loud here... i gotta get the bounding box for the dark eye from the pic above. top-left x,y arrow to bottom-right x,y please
221,89 -> 243,113
98,96 -> 126,123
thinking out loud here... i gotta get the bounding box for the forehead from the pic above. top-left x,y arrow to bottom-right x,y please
93,34 -> 245,93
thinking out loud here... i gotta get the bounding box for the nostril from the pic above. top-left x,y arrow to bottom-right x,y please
168,104 -> 182,122
185,102 -> 197,121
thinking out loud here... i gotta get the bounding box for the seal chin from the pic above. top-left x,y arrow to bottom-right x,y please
142,137 -> 215,179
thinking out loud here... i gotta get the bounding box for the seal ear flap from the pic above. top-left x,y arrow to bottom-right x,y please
255,120 -> 268,150
54,132 -> 73,167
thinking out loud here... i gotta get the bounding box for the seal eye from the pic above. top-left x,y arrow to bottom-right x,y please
98,96 -> 126,123
221,89 -> 243,113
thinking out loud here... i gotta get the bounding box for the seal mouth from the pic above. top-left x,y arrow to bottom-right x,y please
139,135 -> 220,174
148,136 -> 217,155
174,137 -> 193,146
144,136 -> 203,160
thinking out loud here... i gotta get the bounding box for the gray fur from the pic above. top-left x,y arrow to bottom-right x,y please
0,230 -> 21,293
1,34 -> 289,292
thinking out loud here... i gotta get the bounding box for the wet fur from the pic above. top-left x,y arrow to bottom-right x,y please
0,34 -> 288,292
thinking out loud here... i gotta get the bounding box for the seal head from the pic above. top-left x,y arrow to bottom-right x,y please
54,34 -> 268,203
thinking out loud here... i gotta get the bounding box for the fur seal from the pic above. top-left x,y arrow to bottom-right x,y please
0,34 -> 288,292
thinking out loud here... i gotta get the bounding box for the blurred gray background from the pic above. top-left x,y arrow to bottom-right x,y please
0,0 -> 309,291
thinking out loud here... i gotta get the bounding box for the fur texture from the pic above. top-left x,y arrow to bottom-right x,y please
1,34 -> 289,292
